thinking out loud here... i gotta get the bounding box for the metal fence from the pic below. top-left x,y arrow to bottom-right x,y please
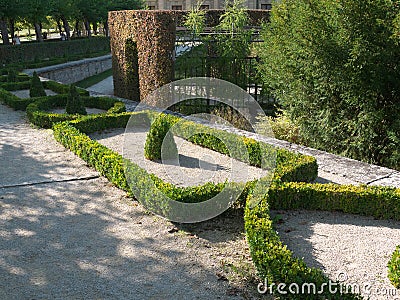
173,30 -> 274,112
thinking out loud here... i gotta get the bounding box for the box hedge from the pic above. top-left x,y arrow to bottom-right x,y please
49,109 -> 400,299
245,181 -> 400,299
388,246 -> 400,288
0,79 -> 89,111
0,37 -> 110,65
244,190 -> 363,299
26,95 -> 126,128
52,111 -> 317,203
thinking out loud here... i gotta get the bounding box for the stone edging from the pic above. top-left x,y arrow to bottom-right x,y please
23,54 -> 112,84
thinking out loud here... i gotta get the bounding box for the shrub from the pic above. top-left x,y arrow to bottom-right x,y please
144,114 -> 178,161
0,81 -> 31,91
258,0 -> 400,170
44,80 -> 89,96
29,72 -> 46,98
66,85 -> 87,115
7,69 -> 17,82
26,95 -> 125,128
388,246 -> 400,288
268,182 -> 400,221
256,111 -> 305,144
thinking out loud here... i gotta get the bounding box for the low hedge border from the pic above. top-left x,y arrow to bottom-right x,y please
0,74 -> 30,83
26,95 -> 126,128
0,80 -> 89,111
245,182 -> 400,299
43,81 -> 89,96
143,111 -> 318,183
51,110 -> 400,299
388,246 -> 400,288
0,81 -> 31,91
52,111 -> 317,203
268,182 -> 400,220
0,88 -> 26,110
244,190 -> 363,299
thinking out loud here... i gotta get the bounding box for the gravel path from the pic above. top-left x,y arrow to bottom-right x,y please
90,128 -> 271,187
272,210 -> 400,300
91,126 -> 400,300
2,90 -> 399,300
0,103 -> 263,299
10,89 -> 57,98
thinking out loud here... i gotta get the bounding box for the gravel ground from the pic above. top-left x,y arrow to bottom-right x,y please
10,89 -> 57,98
2,98 -> 399,300
0,103 -> 263,299
90,128 -> 271,187
0,104 -> 98,187
91,126 -> 400,300
271,210 -> 400,300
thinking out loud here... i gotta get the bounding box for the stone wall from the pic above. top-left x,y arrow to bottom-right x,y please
26,55 -> 112,84
108,9 -> 269,104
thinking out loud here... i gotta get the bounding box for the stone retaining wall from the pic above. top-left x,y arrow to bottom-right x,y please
24,55 -> 112,84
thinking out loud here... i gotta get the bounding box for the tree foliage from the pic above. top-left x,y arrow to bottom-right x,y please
0,0 -> 143,44
259,0 -> 400,169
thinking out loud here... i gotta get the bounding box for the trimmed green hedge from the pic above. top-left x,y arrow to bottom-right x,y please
52,111 -> 317,204
245,181 -> 400,299
0,88 -> 28,110
0,79 -> 89,111
144,114 -> 178,160
0,73 -> 29,83
26,95 -> 126,128
244,190 -> 363,299
142,111 -> 317,183
0,81 -> 31,91
388,246 -> 400,288
268,182 -> 400,221
50,109 -> 400,299
0,37 -> 110,65
44,81 -> 89,96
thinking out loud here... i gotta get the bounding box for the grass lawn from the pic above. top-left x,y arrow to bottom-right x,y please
74,69 -> 113,89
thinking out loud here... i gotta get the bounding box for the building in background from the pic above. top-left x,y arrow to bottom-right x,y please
146,0 -> 272,10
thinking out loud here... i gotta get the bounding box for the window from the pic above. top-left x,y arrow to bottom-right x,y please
171,5 -> 183,10
148,5 -> 156,9
261,4 -> 272,9
200,5 -> 209,9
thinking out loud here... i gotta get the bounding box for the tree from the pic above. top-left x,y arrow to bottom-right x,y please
0,1 -> 22,44
258,0 -> 400,169
22,0 -> 53,42
50,0 -> 78,39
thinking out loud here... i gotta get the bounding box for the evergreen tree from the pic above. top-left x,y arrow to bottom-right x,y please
259,0 -> 400,169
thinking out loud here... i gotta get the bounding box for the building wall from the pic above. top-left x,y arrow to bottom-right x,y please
146,0 -> 272,10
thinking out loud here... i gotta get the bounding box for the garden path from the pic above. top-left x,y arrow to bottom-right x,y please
0,103 -> 263,299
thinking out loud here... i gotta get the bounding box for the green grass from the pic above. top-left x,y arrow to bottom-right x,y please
74,68 -> 113,88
